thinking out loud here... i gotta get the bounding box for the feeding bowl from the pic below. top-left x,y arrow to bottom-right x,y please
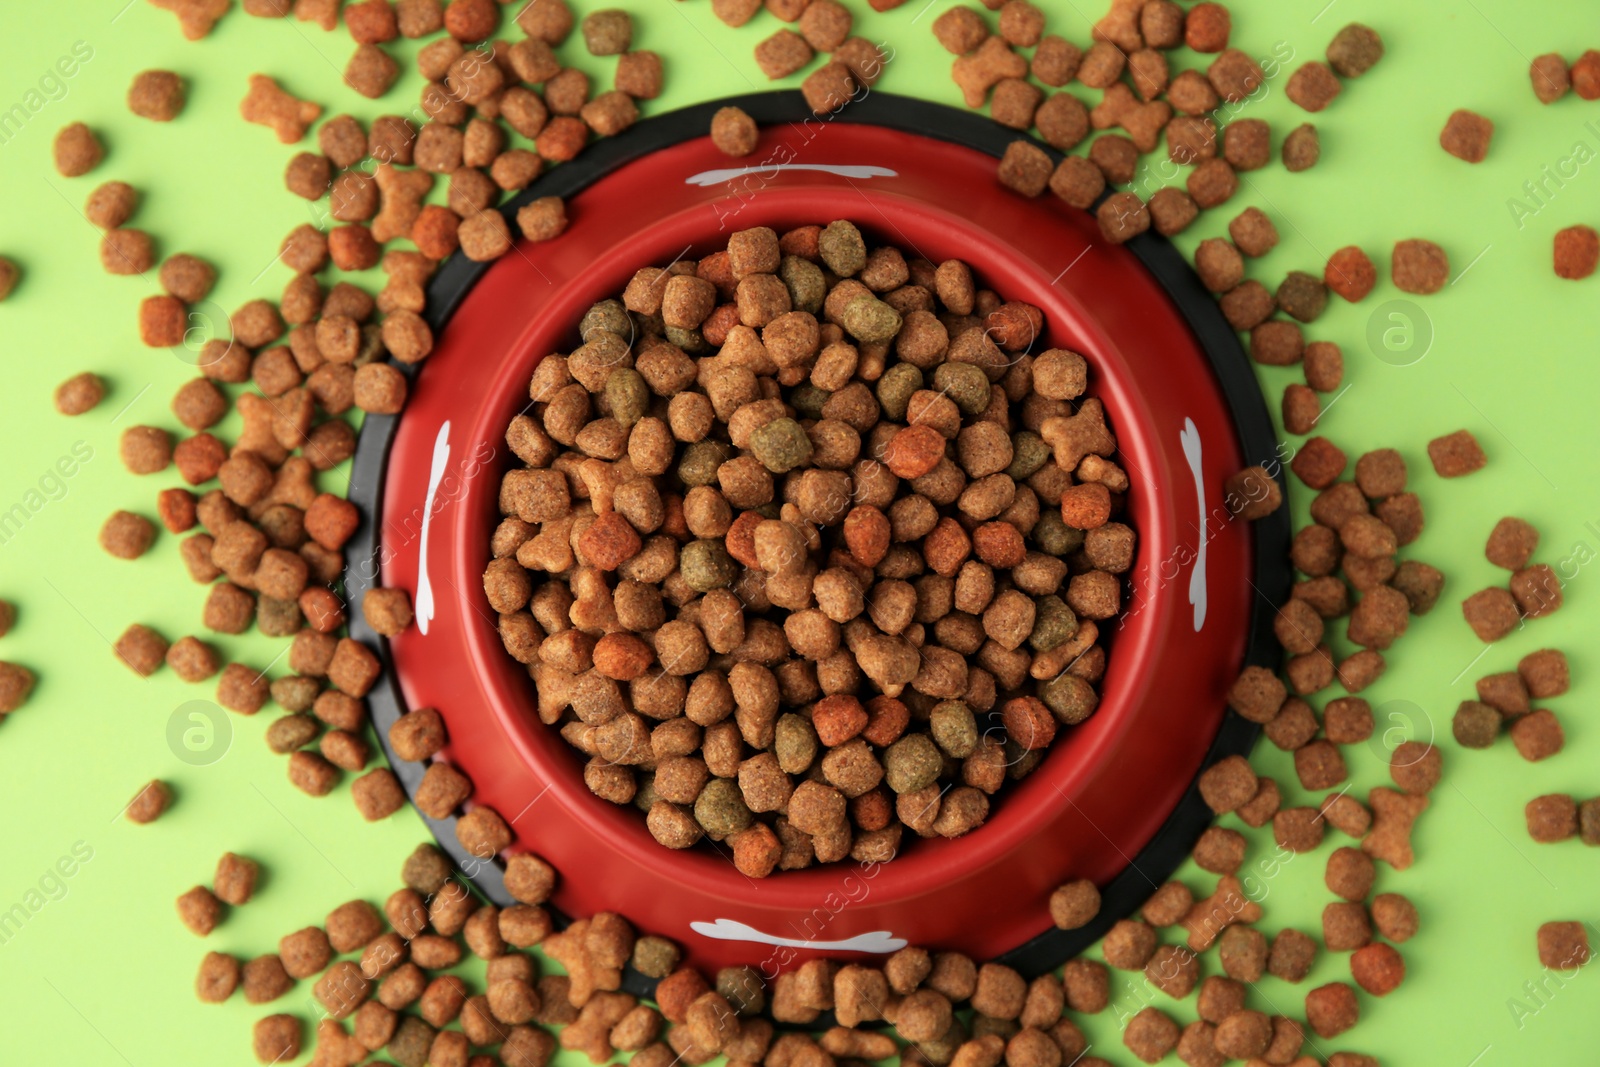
345,91 -> 1288,986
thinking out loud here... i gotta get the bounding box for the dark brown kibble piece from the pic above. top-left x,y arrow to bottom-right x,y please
1327,23 -> 1384,77
1287,62 -> 1341,112
1283,124 -> 1320,172
1224,466 -> 1282,520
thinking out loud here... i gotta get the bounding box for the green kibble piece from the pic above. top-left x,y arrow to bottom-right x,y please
1040,672 -> 1099,724
930,701 -> 978,759
841,294 -> 903,344
1030,595 -> 1079,652
605,367 -> 649,429
1006,742 -> 1046,780
748,417 -> 814,473
694,777 -> 753,837
631,935 -> 681,979
780,255 -> 827,314
819,219 -> 867,277
790,384 -> 831,420
932,362 -> 991,416
774,712 -> 818,774
580,298 -> 633,343
876,363 -> 923,421
665,324 -> 708,352
753,502 -> 783,520
1580,798 -> 1600,846
1006,430 -> 1049,480
1032,511 -> 1085,556
678,441 -> 730,487
266,712 -> 321,754
718,965 -> 767,1014
884,733 -> 943,794
680,538 -> 737,591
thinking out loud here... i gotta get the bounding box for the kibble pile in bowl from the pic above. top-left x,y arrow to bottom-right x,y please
483,219 -> 1137,876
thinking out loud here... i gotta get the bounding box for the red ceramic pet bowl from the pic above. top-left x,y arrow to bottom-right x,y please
345,91 -> 1288,987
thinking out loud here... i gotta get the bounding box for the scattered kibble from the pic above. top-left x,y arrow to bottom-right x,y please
1439,109 -> 1494,163
1553,225 -> 1599,280
128,70 -> 186,121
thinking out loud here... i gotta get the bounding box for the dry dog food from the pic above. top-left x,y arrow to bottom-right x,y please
0,661 -> 34,713
711,106 -> 759,157
483,222 -> 1135,873
1325,246 -> 1375,302
1282,123 -> 1320,171
1392,239 -> 1450,294
126,779 -> 173,824
1553,225 -> 1599,280
1327,23 -> 1383,77
1531,53 -> 1570,103
1574,51 -> 1600,100
1536,921 -> 1589,969
128,70 -> 186,121
241,74 -> 322,143
54,372 -> 105,415
52,122 -> 103,177
1440,109 -> 1493,163
1287,62 -> 1342,112
1427,429 -> 1485,477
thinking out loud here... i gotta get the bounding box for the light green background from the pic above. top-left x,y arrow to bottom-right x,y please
0,0 -> 1596,1063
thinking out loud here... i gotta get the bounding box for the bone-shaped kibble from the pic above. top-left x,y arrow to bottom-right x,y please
579,459 -> 622,515
150,0 -> 230,40
295,0 -> 340,32
1090,84 -> 1171,152
1040,398 -> 1116,473
543,918 -> 598,1008
241,74 -> 322,144
1181,874 -> 1263,951
372,164 -> 435,244
952,38 -> 1027,110
235,392 -> 290,466
1361,786 -> 1429,870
